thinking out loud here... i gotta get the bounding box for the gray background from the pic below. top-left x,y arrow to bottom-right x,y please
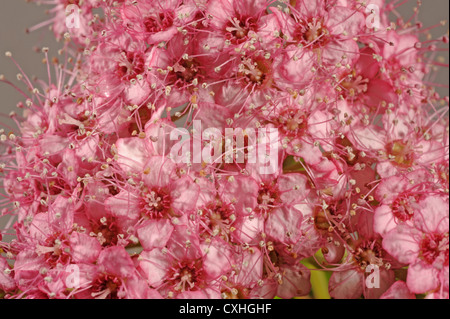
0,0 -> 449,233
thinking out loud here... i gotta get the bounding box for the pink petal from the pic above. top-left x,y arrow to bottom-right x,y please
323,240 -> 346,264
407,261 -> 440,294
143,156 -> 177,188
327,7 -> 364,36
116,137 -> 151,172
265,206 -> 303,244
125,278 -> 163,299
364,269 -> 395,299
380,281 -> 416,299
124,78 -> 151,105
137,219 -> 174,250
147,27 -> 178,45
291,139 -> 323,166
373,205 -> 397,236
375,175 -> 408,204
98,246 -> 135,278
278,173 -> 309,204
105,191 -> 141,220
171,176 -> 200,213
139,249 -> 171,287
329,269 -> 364,299
414,196 -> 449,234
202,240 -> 232,280
276,264 -> 311,299
235,248 -> 263,286
70,232 -> 102,264
382,226 -> 420,264
219,176 -> 258,215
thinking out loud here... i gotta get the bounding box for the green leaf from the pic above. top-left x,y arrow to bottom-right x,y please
302,258 -> 331,299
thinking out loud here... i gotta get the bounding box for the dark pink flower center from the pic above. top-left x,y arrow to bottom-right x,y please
38,232 -> 70,267
238,56 -> 273,87
168,260 -> 205,293
171,58 -> 203,87
91,274 -> 122,299
140,187 -> 172,219
391,193 -> 417,222
275,109 -> 309,139
144,11 -> 174,34
313,201 -> 347,234
353,240 -> 385,269
92,218 -> 120,247
225,15 -> 258,44
294,17 -> 329,47
116,51 -> 146,82
200,200 -> 236,239
257,182 -> 281,213
420,233 -> 449,266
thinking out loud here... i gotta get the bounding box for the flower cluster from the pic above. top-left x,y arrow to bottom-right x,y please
0,0 -> 448,299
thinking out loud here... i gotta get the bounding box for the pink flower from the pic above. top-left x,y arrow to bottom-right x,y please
74,246 -> 159,299
254,241 -> 311,299
1,0 -> 448,300
192,175 -> 259,243
373,169 -> 434,236
120,0 -> 198,45
382,196 -> 449,295
283,0 -> 365,67
106,156 -> 199,222
139,227 -> 231,298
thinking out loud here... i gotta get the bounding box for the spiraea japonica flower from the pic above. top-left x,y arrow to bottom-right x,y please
0,0 -> 448,299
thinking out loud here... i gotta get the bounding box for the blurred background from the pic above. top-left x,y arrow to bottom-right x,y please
0,1 -> 449,233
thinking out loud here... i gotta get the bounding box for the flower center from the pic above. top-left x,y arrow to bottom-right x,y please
225,16 -> 258,43
314,207 -> 332,232
143,11 -> 174,34
295,18 -> 329,47
201,200 -> 236,239
92,217 -> 120,247
238,56 -> 273,87
391,193 -> 418,222
340,72 -> 369,98
116,51 -> 145,82
353,241 -> 385,270
91,274 -> 122,299
141,188 -> 172,219
37,233 -> 70,267
168,260 -> 204,293
221,285 -> 249,299
257,183 -> 281,213
275,109 -> 308,139
386,140 -> 415,168
420,233 -> 449,267
172,58 -> 202,87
